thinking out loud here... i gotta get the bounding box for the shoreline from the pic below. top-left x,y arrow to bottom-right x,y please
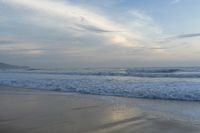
2,85 -> 200,102
0,86 -> 200,133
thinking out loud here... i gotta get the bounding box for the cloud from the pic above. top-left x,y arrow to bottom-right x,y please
0,0 -> 173,67
0,40 -> 15,45
154,32 -> 200,52
129,10 -> 153,21
173,33 -> 200,39
0,41 -> 45,56
2,0 -> 161,48
162,33 -> 200,42
76,24 -> 120,33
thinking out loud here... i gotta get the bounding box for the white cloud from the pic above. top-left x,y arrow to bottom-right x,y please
2,0 -> 162,48
0,43 -> 45,56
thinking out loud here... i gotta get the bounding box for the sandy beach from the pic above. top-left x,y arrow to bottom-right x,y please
0,86 -> 200,133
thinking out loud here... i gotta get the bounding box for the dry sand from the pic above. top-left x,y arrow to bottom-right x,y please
0,86 -> 200,133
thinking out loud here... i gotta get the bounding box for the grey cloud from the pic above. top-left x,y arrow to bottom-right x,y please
0,40 -> 15,45
0,48 -> 47,52
159,33 -> 200,43
173,33 -> 200,39
76,24 -> 119,33
166,33 -> 200,41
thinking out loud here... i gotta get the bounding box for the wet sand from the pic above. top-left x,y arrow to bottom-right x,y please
0,86 -> 200,133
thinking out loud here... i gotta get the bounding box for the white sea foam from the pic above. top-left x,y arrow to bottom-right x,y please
1,67 -> 200,101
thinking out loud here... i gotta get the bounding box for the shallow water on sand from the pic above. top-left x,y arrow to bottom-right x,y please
0,87 -> 200,133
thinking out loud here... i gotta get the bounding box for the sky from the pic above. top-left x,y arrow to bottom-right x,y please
0,0 -> 200,68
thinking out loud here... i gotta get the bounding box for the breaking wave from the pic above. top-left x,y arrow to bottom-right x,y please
1,67 -> 200,101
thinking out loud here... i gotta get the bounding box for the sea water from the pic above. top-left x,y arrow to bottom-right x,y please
1,67 -> 200,101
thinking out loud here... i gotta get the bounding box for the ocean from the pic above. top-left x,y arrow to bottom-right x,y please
1,67 -> 200,101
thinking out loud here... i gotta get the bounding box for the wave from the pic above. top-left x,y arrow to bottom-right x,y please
2,67 -> 200,78
126,68 -> 180,73
1,70 -> 200,101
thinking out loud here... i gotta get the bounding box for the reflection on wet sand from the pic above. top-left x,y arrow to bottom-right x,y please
0,87 -> 200,133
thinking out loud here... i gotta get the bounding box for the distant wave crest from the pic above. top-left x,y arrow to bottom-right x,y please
2,67 -> 200,78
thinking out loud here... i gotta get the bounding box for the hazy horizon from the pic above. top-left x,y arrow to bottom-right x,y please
1,0 -> 200,68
